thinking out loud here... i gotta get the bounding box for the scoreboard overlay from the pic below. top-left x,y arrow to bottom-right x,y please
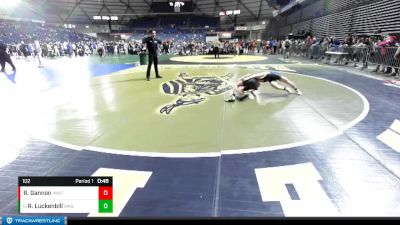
18,177 -> 113,214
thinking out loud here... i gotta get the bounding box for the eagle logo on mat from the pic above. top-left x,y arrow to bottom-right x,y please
160,72 -> 234,114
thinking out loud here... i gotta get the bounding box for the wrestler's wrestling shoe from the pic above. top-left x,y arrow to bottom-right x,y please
237,94 -> 249,101
284,87 -> 295,94
225,94 -> 236,102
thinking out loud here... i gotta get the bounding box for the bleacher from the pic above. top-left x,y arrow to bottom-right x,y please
265,0 -> 400,40
0,19 -> 95,44
129,28 -> 206,43
300,0 -> 325,21
127,15 -> 220,43
352,0 -> 400,35
129,15 -> 220,29
129,17 -> 159,28
190,16 -> 219,28
159,15 -> 189,28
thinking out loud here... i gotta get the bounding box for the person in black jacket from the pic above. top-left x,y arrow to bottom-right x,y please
0,43 -> 16,73
142,30 -> 163,81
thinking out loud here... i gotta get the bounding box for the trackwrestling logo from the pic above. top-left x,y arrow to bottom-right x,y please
160,72 -> 234,114
2,216 -> 64,225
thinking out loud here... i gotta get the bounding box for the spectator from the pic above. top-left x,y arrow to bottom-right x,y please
0,43 -> 16,73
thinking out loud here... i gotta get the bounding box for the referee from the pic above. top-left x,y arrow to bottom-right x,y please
142,30 -> 163,81
0,43 -> 16,73
213,39 -> 220,59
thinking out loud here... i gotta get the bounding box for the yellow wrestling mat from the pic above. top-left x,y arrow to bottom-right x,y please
169,54 -> 267,63
32,65 -> 366,155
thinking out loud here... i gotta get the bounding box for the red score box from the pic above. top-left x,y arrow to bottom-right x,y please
99,186 -> 113,200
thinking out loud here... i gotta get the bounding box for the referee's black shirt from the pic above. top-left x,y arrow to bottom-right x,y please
142,37 -> 162,54
0,43 -> 7,51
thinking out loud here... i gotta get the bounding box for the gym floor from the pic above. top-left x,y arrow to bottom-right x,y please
0,53 -> 399,217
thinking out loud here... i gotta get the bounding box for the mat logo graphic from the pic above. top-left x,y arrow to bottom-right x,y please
6,217 -> 12,224
160,72 -> 234,114
377,119 -> 400,152
255,163 -> 339,216
384,80 -> 400,88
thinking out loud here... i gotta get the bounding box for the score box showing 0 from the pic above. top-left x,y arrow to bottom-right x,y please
18,177 -> 113,214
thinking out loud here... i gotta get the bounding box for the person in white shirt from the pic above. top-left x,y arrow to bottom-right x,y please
34,40 -> 43,67
283,37 -> 292,59
97,41 -> 105,58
